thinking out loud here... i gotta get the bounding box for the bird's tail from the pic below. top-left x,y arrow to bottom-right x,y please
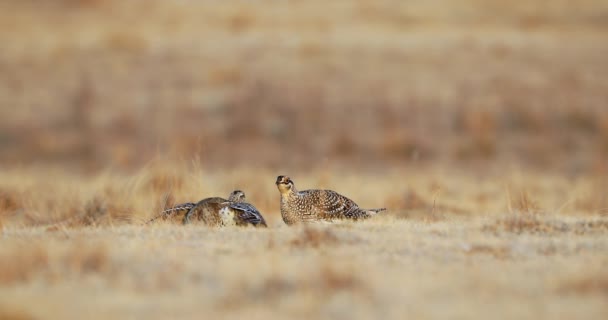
365,207 -> 387,216
144,202 -> 196,225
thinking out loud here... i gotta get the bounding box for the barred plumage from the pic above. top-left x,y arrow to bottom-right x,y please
226,202 -> 267,226
276,175 -> 386,225
183,190 -> 267,227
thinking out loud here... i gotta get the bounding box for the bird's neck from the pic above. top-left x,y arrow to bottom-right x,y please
282,187 -> 298,198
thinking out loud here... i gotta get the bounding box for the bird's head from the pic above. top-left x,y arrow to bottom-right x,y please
228,190 -> 246,202
276,175 -> 295,194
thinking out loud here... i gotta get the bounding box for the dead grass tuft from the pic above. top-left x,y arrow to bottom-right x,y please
401,191 -> 431,211
81,196 -> 108,226
0,241 -> 111,285
0,189 -> 22,226
571,220 -> 608,234
507,187 -> 542,214
0,245 -> 49,285
483,214 -> 564,234
556,273 -> 608,296
290,227 -> 340,248
319,263 -> 363,292
0,189 -> 21,213
484,215 -> 608,235
464,244 -> 511,259
220,260 -> 367,309
61,196 -> 134,227
63,242 -> 110,274
389,189 -> 466,221
574,180 -> 608,215
103,31 -> 148,53
249,276 -> 295,301
227,10 -> 256,33
145,171 -> 185,194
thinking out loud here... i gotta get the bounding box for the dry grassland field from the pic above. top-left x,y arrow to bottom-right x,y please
1,1 -> 608,319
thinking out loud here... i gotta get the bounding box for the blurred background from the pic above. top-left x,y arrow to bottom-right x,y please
1,4 -> 608,319
1,0 -> 607,175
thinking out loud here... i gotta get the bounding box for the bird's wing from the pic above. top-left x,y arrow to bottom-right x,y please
229,202 -> 267,226
308,189 -> 361,219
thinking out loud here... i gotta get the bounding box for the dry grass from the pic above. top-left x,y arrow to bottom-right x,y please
0,216 -> 606,319
557,273 -> 608,296
0,166 -> 606,319
1,0 -> 608,319
0,164 -> 606,228
289,227 -> 342,248
0,240 -> 110,285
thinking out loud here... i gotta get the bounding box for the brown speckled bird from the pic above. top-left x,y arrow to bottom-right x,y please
275,175 -> 386,225
183,190 -> 267,227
